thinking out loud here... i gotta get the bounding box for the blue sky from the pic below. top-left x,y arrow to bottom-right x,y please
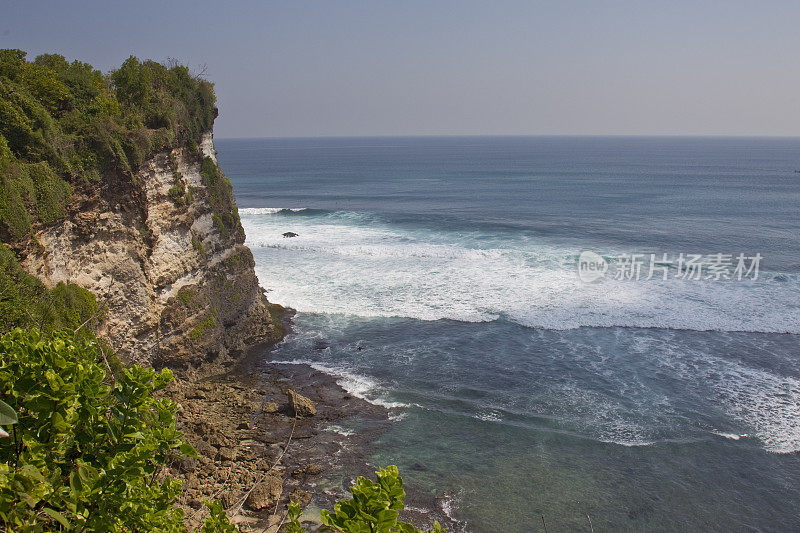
2,1 -> 799,137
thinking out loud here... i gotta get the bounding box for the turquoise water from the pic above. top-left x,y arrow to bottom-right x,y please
218,137 -> 800,532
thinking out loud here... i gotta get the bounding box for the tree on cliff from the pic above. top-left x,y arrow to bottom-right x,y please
0,49 -> 216,239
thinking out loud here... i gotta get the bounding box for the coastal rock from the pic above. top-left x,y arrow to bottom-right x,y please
217,446 -> 237,462
287,389 -> 317,417
291,464 -> 323,478
19,131 -> 285,366
246,475 -> 283,510
288,488 -> 312,508
262,401 -> 280,414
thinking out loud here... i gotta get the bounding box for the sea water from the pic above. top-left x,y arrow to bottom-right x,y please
217,136 -> 800,532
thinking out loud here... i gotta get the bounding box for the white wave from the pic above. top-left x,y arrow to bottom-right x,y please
246,210 -> 800,453
325,424 -> 356,437
712,364 -> 800,454
439,490 -> 469,531
712,432 -> 749,441
239,207 -> 308,215
629,339 -> 800,454
476,410 -> 502,423
241,211 -> 800,334
270,358 -> 411,410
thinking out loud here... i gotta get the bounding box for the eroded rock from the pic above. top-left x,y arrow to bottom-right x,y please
288,488 -> 312,508
287,389 -> 317,417
245,475 -> 283,510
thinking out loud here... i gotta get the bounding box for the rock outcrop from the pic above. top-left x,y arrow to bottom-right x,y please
287,389 -> 317,417
18,131 -> 283,366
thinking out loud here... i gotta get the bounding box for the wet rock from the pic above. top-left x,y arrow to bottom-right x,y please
246,475 -> 283,510
287,389 -> 317,417
288,488 -> 312,508
291,464 -> 323,478
304,464 -> 323,475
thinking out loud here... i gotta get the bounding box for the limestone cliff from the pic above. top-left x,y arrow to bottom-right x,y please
19,132 -> 283,366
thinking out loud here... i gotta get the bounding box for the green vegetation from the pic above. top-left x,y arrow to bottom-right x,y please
191,234 -> 205,254
177,288 -> 196,306
287,466 -> 443,533
0,328 -> 241,532
0,328 -> 439,532
0,244 -> 100,336
200,157 -> 242,240
0,49 -> 216,239
168,171 -> 187,205
267,302 -> 287,342
189,313 -> 216,342
0,48 -> 439,533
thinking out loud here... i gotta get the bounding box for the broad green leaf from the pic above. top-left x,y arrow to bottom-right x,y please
42,507 -> 69,527
0,399 -> 17,425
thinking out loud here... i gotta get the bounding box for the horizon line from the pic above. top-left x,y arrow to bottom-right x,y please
214,133 -> 800,141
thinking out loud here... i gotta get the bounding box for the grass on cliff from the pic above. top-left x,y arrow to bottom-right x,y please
0,49 -> 216,240
200,156 -> 243,241
0,244 -> 101,337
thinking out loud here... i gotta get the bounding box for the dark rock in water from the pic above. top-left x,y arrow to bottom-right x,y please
313,340 -> 330,350
289,488 -> 312,507
411,462 -> 429,471
282,231 -> 299,238
292,464 -> 323,478
287,389 -> 317,417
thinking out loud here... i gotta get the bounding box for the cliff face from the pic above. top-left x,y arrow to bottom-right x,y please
19,132 -> 282,366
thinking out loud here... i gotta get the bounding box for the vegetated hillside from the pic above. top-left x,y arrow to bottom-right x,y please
0,50 -> 284,365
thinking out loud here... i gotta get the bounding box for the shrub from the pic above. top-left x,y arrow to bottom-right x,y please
288,465 -> 443,533
0,244 -> 100,336
0,49 -> 217,238
0,328 -> 189,531
177,288 -> 196,306
0,328 -> 236,532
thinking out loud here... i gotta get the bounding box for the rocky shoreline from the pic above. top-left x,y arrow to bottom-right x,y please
162,338 -> 460,532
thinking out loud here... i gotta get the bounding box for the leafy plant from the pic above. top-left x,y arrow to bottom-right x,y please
0,49 -> 217,238
318,465 -> 443,533
200,501 -> 238,533
0,244 -> 101,336
0,328 -> 232,532
0,399 -> 16,438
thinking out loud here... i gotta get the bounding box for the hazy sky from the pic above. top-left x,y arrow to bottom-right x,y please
2,1 -> 800,138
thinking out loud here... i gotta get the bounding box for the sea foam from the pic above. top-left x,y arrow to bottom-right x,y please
242,208 -> 800,335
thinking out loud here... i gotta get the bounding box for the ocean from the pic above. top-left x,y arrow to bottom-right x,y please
216,136 -> 800,532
